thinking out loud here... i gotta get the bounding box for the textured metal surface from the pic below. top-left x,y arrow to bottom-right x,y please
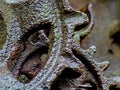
0,0 -> 118,90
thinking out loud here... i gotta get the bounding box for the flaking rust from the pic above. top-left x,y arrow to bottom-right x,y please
0,0 -> 118,90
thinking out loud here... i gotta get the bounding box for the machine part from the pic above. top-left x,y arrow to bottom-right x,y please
0,0 -> 118,90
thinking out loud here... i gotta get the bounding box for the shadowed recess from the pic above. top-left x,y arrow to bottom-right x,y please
72,49 -> 103,89
18,46 -> 49,83
50,68 -> 81,90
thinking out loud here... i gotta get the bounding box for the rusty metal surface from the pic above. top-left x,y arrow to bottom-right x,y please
0,0 -> 119,90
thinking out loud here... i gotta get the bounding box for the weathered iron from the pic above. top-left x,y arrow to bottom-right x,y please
0,0 -> 118,90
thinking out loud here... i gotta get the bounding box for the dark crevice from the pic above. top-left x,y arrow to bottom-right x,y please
72,49 -> 103,89
108,49 -> 113,54
111,31 -> 120,46
74,22 -> 88,32
109,85 -> 120,90
109,30 -> 120,55
50,68 -> 81,90
21,23 -> 51,42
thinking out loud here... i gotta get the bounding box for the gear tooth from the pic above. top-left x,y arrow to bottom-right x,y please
98,61 -> 110,71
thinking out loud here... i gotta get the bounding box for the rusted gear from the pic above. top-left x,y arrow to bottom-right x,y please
0,0 -> 117,90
